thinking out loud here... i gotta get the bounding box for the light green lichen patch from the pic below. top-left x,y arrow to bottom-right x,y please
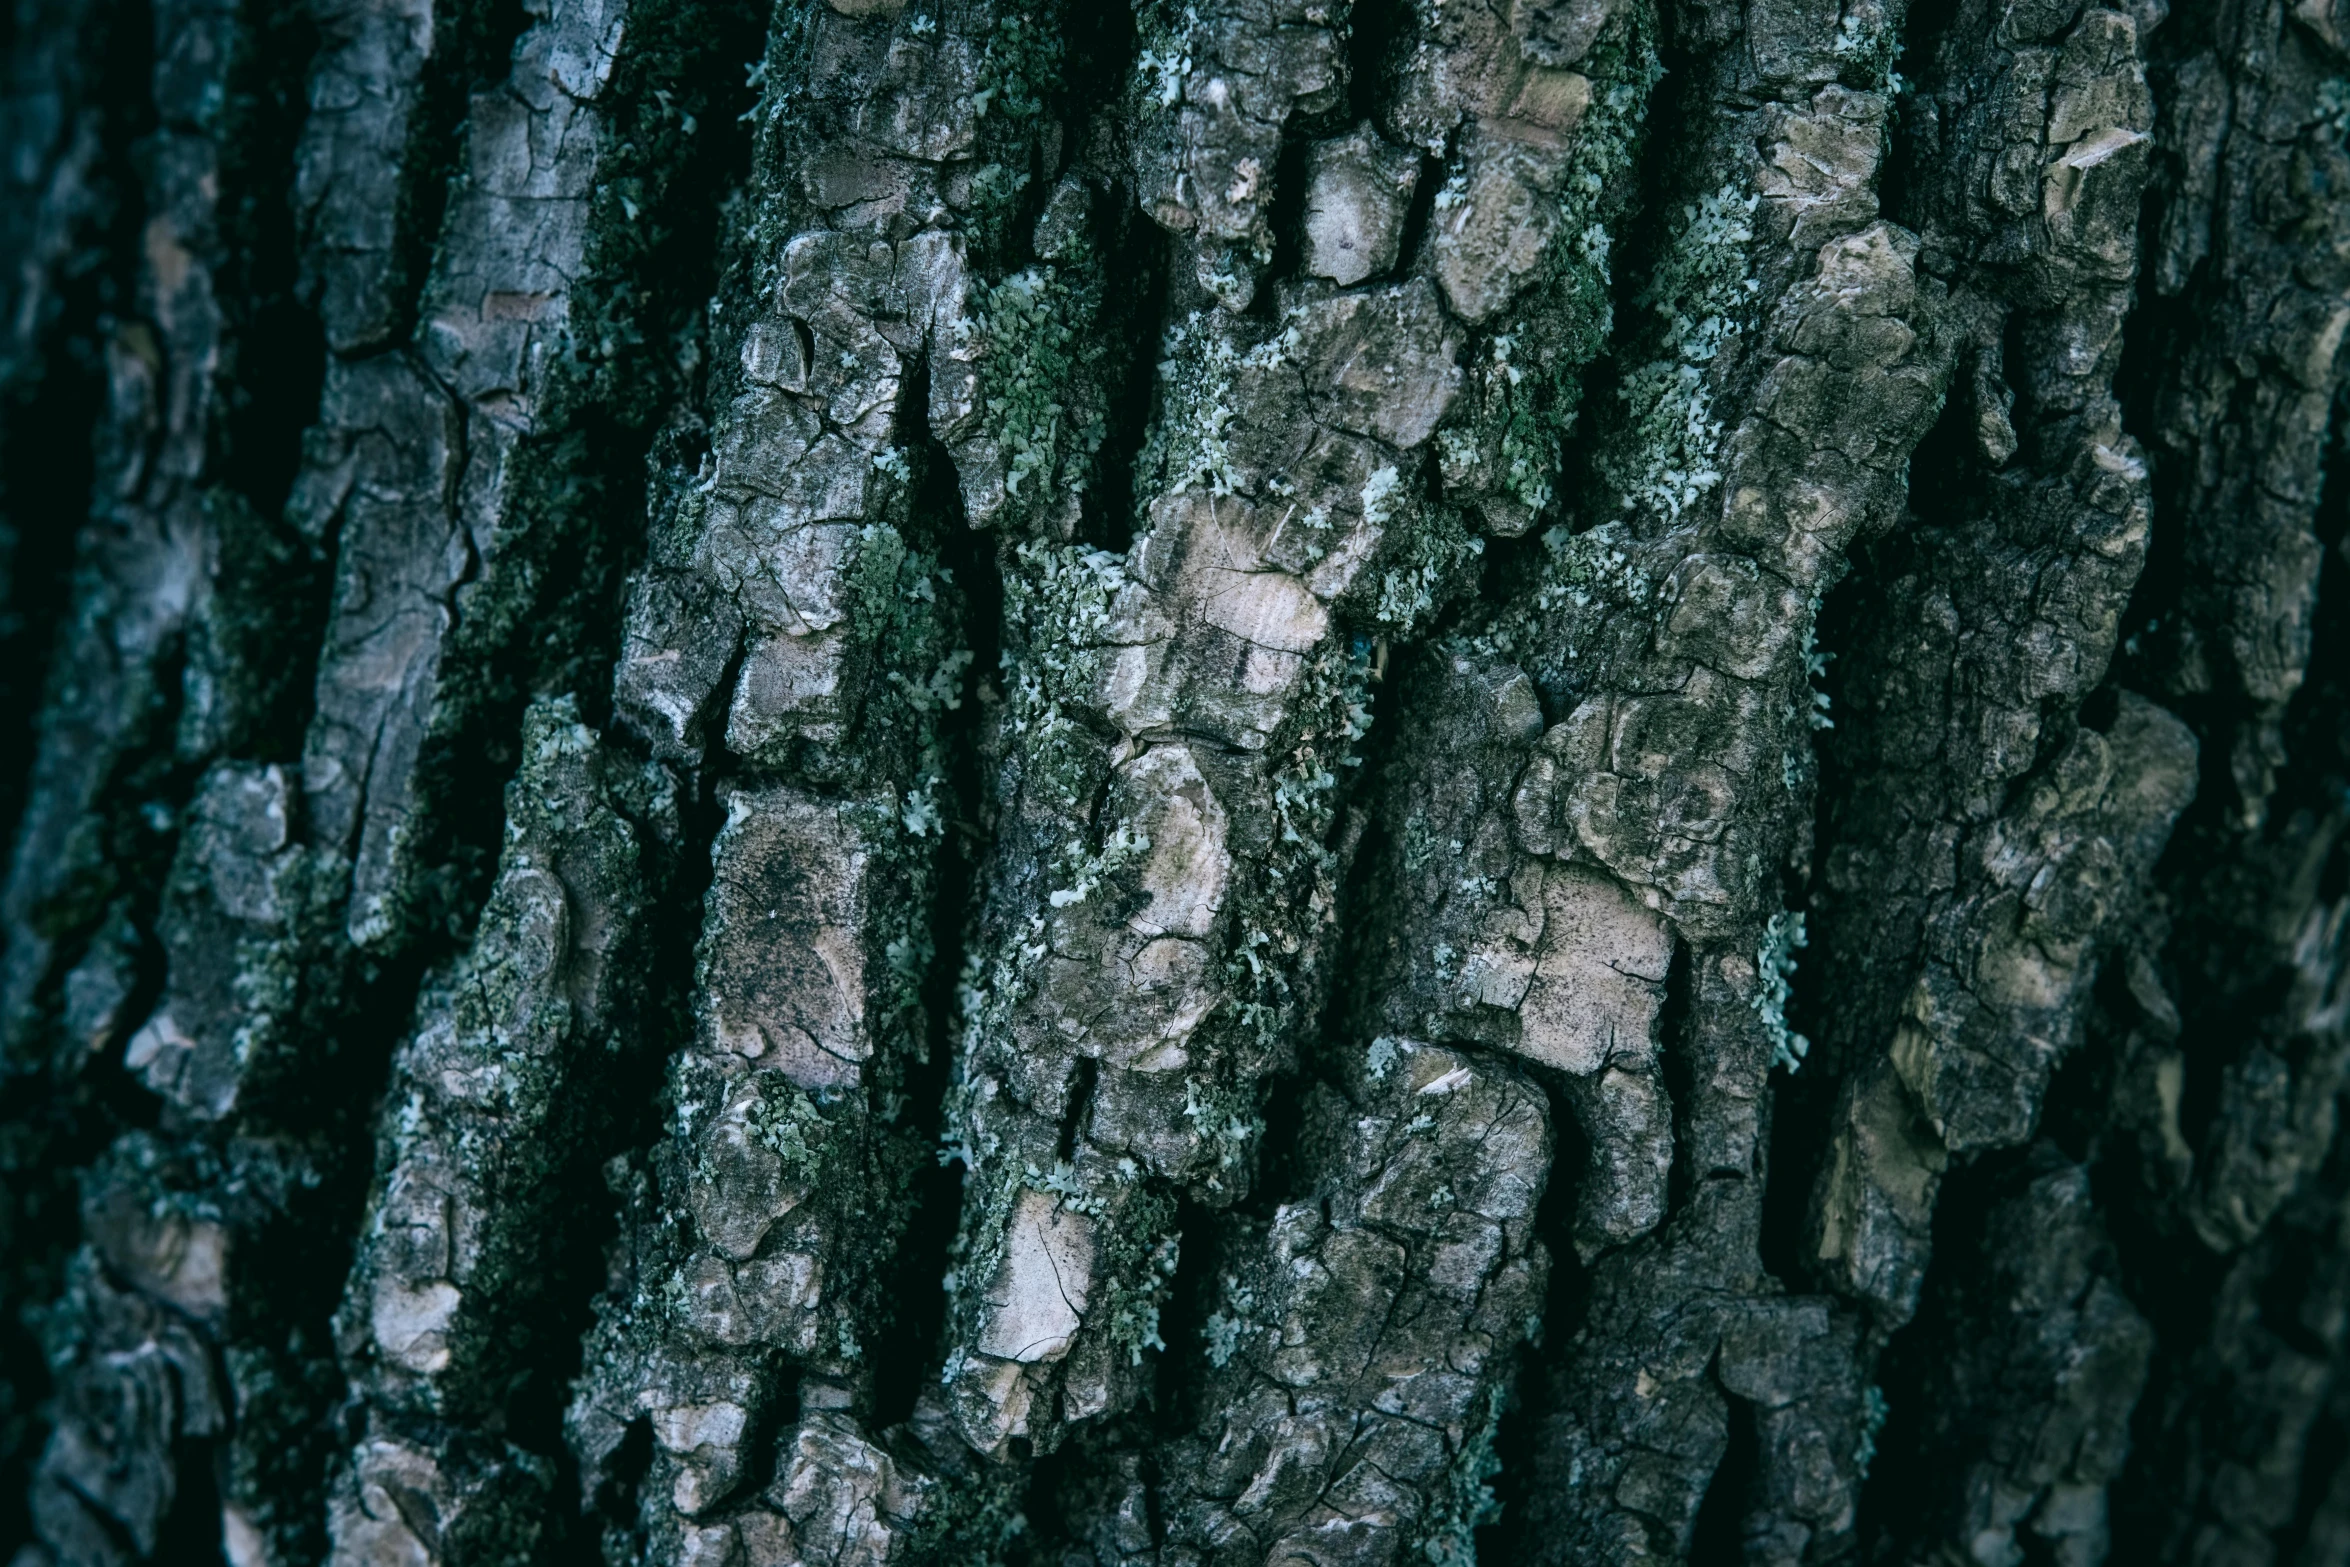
1137,311 -> 1250,500
968,6 -> 1066,262
1606,183 -> 1762,525
1212,632 -> 1384,1109
1854,1383 -> 1890,1477
1756,908 -> 1811,1072
839,508 -> 973,795
1436,7 -> 1662,531
1413,1381 -> 1508,1565
897,1456 -> 1030,1567
1367,501 -> 1486,635
1086,1180 -> 1181,1365
742,1074 -> 839,1186
995,540 -> 1128,821
971,263 -> 1114,533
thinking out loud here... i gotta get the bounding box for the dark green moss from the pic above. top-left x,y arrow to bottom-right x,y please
384,0 -> 530,342
967,5 -> 1069,268
384,0 -> 766,955
189,487 -> 332,761
899,1455 -> 1033,1567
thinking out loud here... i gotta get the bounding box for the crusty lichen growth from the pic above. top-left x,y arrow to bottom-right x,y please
983,272 -> 1104,509
968,7 -> 1066,263
1607,183 -> 1762,525
1756,907 -> 1812,1072
1135,308 -> 1256,501
1415,1383 -> 1510,1566
1435,6 -> 1663,535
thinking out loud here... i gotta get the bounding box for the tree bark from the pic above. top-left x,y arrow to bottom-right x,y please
0,0 -> 2344,1561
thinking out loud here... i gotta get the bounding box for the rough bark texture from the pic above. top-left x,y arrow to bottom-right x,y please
0,0 -> 2344,1561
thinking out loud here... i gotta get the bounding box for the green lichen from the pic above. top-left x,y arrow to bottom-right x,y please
1436,5 -> 1662,527
1756,909 -> 1811,1072
1607,183 -> 1762,525
968,7 -> 1066,264
1366,499 -> 1486,636
935,1146 -> 1023,1365
1218,636 -> 1375,1080
837,507 -> 972,794
1137,311 -> 1249,500
995,540 -> 1128,822
1801,593 -> 1835,731
743,1075 -> 839,1186
900,1458 -> 1031,1567
1414,1381 -> 1508,1565
1854,1383 -> 1890,1478
971,264 -> 1114,533
1089,1182 -> 1181,1365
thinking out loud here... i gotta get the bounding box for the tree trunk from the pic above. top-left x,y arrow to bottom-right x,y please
0,0 -> 2344,1560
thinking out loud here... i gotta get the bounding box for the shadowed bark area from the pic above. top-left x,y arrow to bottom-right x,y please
0,0 -> 2343,1562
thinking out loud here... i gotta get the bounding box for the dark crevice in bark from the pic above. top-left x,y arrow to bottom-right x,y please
742,1356 -> 803,1504
1347,0 -> 1405,123
204,486 -> 337,765
1056,1056 -> 1100,1163
2104,383 -> 2350,1561
1688,1380 -> 1759,1567
1152,1193 -> 1225,1440
1021,1443 -> 1076,1557
0,0 -> 157,1513
241,971 -> 439,1562
185,0 -> 335,766
1873,3 -> 1941,228
1761,339 -> 1993,1284
1757,571 -> 1877,1290
1074,199 -> 1166,556
1660,938 -> 1700,1211
1242,1060 -> 1316,1216
1256,127 -> 1312,305
383,0 -> 531,349
0,358 -> 91,854
1387,150 -> 1446,291
1046,3 -> 1151,556
2109,1157 -> 2335,1563
1755,1087 -> 1829,1288
0,0 -> 153,916
489,763 -> 707,1547
392,0 -> 761,957
869,361 -> 1000,1431
1851,1144 -> 2028,1560
2037,955 -> 2134,1163
209,0 -> 325,525
2282,1388 -> 2350,1565
1476,513 -> 1548,602
1850,1299 -> 1931,1555
1478,1065 -> 1591,1561
0,225 -> 126,870
589,1413 -> 656,1553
